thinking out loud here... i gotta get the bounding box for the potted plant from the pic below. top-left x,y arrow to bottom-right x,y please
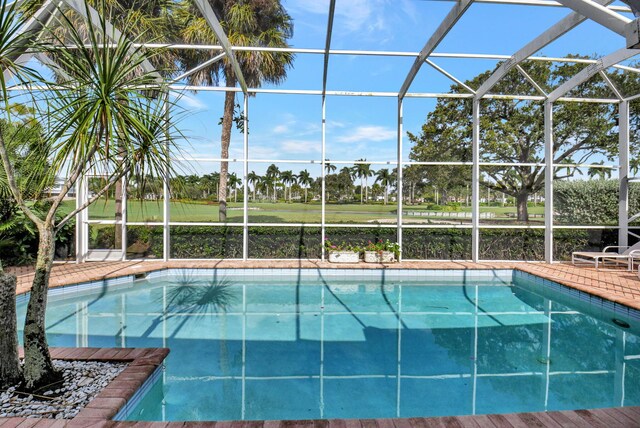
363,239 -> 400,263
325,239 -> 361,263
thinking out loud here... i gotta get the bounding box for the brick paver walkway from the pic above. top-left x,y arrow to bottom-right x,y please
7,259 -> 640,310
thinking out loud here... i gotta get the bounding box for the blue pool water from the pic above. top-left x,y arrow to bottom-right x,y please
16,269 -> 640,421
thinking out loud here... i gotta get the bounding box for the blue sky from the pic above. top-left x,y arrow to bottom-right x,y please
172,0 -> 633,178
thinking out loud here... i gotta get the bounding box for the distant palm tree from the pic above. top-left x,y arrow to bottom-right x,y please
200,173 -> 220,199
339,166 -> 355,200
325,162 -> 336,174
353,160 -> 374,204
375,168 -> 393,205
266,164 -> 280,202
260,175 -> 273,201
280,170 -> 296,203
228,173 -> 242,202
247,171 -> 260,201
297,169 -> 313,203
177,0 -> 294,221
587,161 -> 612,180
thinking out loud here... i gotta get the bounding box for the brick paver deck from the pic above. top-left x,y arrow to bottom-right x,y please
5,260 -> 640,427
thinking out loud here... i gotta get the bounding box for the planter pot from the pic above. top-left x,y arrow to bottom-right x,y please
328,250 -> 360,263
364,250 -> 396,263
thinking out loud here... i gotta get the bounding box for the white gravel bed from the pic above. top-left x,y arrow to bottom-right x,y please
0,360 -> 127,419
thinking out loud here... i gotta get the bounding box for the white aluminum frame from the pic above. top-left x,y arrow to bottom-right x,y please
2,0 -> 637,263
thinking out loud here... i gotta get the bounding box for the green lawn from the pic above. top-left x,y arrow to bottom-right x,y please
62,199 -> 544,224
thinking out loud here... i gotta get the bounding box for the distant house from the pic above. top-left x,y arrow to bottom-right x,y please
47,177 -> 76,198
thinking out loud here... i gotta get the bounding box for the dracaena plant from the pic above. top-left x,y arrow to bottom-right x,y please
0,0 -> 184,390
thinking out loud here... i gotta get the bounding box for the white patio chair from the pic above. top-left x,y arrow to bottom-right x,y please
571,241 -> 640,270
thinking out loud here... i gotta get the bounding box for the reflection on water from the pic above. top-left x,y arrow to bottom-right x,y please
16,273 -> 640,421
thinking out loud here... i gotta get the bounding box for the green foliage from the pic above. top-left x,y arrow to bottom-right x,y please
249,227 -> 321,258
0,199 -> 74,265
0,112 -> 51,201
364,239 -> 400,258
170,226 -> 242,258
407,57 -> 637,221
402,228 -> 471,260
554,179 -> 640,225
324,239 -> 362,253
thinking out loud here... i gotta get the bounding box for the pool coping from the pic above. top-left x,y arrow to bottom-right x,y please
14,263 -> 640,323
9,261 -> 640,315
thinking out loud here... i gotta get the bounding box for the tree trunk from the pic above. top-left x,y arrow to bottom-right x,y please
0,269 -> 22,388
22,225 -> 62,391
516,193 -> 529,222
384,187 -> 388,205
365,178 -> 368,203
219,84 -> 236,222
304,188 -> 308,203
114,178 -> 123,249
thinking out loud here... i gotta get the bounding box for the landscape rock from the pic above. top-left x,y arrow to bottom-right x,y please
0,360 -> 127,419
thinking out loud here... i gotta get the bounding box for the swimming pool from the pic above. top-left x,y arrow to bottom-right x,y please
16,269 -> 640,421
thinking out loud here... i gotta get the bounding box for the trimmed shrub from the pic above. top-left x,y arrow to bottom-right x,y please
403,228 -> 471,259
555,179 -> 640,225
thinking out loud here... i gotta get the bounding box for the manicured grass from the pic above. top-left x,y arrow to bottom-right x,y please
61,199 -> 543,224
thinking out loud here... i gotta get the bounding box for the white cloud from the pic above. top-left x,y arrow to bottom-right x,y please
336,126 -> 395,143
290,0 -> 384,34
270,114 -> 321,137
247,145 -> 279,159
289,0 -> 417,42
177,93 -> 207,111
280,140 -> 321,154
273,124 -> 289,134
327,120 -> 346,129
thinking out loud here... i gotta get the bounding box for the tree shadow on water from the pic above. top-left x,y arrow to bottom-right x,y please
165,275 -> 238,314
140,274 -> 239,339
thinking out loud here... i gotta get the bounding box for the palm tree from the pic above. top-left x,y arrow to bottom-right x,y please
266,164 -> 280,202
297,169 -> 313,203
177,0 -> 294,221
339,166 -> 355,200
247,171 -> 259,201
375,168 -> 393,205
260,175 -> 273,201
0,2 -> 179,389
352,160 -> 374,204
587,161 -> 612,180
201,172 -> 220,199
280,170 -> 296,203
325,162 -> 336,174
228,172 -> 242,202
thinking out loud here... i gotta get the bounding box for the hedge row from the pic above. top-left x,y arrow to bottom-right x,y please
115,226 -> 623,261
555,180 -> 640,225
